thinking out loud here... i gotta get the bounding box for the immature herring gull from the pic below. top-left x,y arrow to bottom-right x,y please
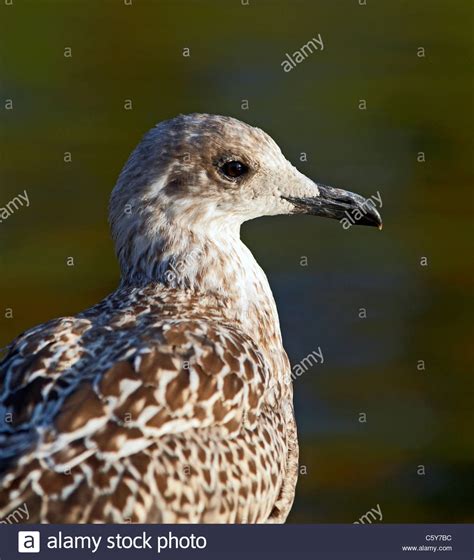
0,113 -> 382,523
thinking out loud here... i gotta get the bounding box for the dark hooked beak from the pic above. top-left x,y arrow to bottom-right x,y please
282,184 -> 383,229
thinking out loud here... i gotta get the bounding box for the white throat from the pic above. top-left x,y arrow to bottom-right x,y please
119,224 -> 284,351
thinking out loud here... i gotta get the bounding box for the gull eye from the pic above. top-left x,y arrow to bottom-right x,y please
221,160 -> 249,179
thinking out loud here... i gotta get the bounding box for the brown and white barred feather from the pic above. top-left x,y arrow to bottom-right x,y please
0,285 -> 297,523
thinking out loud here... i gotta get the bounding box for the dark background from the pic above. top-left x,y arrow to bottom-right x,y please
0,0 -> 472,522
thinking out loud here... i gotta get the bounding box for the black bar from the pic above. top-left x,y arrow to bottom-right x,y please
0,524 -> 472,560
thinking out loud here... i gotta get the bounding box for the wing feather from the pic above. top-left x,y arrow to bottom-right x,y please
0,314 -> 283,522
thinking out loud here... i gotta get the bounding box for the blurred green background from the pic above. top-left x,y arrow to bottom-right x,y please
0,0 -> 472,522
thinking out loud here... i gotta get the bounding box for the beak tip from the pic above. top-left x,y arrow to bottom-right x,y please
282,185 -> 383,230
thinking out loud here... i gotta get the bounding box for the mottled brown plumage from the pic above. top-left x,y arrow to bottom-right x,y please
0,113 -> 380,523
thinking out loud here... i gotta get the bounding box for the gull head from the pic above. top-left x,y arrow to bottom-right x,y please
109,113 -> 382,283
